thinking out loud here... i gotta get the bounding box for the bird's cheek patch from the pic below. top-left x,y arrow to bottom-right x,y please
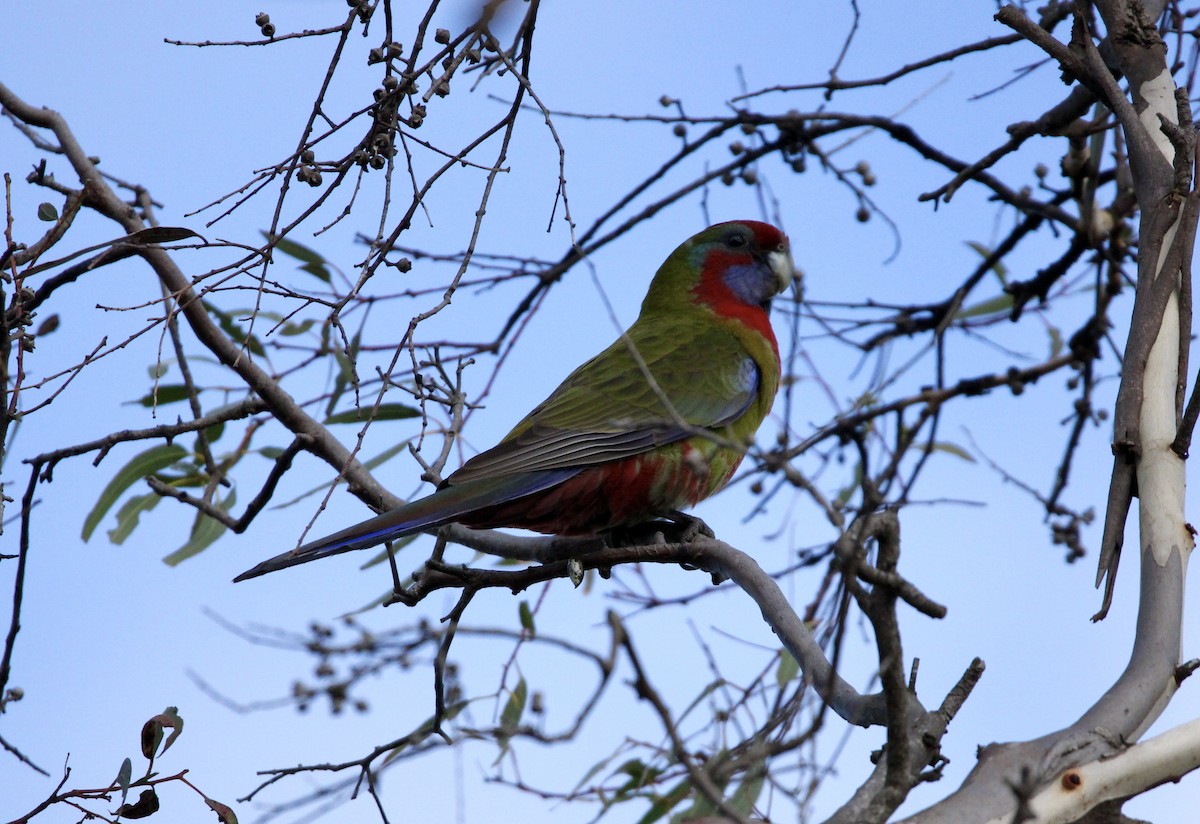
722,262 -> 775,306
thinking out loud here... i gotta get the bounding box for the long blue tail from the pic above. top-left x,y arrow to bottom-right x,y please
233,468 -> 577,581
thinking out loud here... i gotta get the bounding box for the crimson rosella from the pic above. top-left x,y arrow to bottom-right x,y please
235,220 -> 794,580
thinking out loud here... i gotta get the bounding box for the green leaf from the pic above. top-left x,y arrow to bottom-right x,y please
264,231 -> 325,265
613,759 -> 661,795
675,679 -> 726,726
37,202 -> 58,221
926,441 -> 976,463
200,421 -> 225,447
518,601 -> 535,636
299,260 -> 332,284
115,757 -> 133,804
160,470 -> 209,489
262,231 -> 332,283
500,678 -> 527,732
205,797 -> 239,824
107,493 -> 162,545
954,292 -> 1014,320
127,226 -> 202,245
258,446 -> 285,460
162,489 -> 235,565
361,438 -> 412,471
637,779 -> 690,824
83,444 -> 188,542
158,706 -> 184,755
965,240 -> 1008,285
727,765 -> 766,816
324,402 -> 421,425
572,752 -> 619,796
381,699 -> 473,768
1047,323 -> 1064,359
203,301 -> 266,357
325,333 -> 361,417
279,318 -> 316,337
775,649 -> 799,688
128,384 -> 194,407
676,778 -> 723,820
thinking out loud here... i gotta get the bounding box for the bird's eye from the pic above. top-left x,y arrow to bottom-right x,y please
725,233 -> 748,249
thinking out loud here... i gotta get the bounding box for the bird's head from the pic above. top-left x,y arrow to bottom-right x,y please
642,220 -> 794,320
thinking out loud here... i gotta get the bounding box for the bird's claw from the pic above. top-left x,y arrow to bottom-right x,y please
604,512 -> 714,547
664,511 -> 714,543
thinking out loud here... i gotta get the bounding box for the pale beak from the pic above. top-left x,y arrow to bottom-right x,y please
766,247 -> 795,295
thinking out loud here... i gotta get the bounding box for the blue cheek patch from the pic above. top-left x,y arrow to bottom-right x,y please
723,262 -> 773,306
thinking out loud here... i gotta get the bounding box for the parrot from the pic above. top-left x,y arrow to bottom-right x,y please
235,220 -> 794,581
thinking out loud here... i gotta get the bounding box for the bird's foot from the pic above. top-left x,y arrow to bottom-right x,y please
662,511 -> 715,543
657,512 -> 723,581
600,513 -> 724,585
605,512 -> 714,548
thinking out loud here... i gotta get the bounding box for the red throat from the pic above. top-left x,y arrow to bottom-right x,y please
691,250 -> 780,359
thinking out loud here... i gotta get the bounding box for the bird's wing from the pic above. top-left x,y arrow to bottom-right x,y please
449,322 -> 757,483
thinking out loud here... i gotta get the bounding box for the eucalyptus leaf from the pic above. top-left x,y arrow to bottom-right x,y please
324,402 -> 421,424
162,489 -> 236,565
82,444 -> 188,542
